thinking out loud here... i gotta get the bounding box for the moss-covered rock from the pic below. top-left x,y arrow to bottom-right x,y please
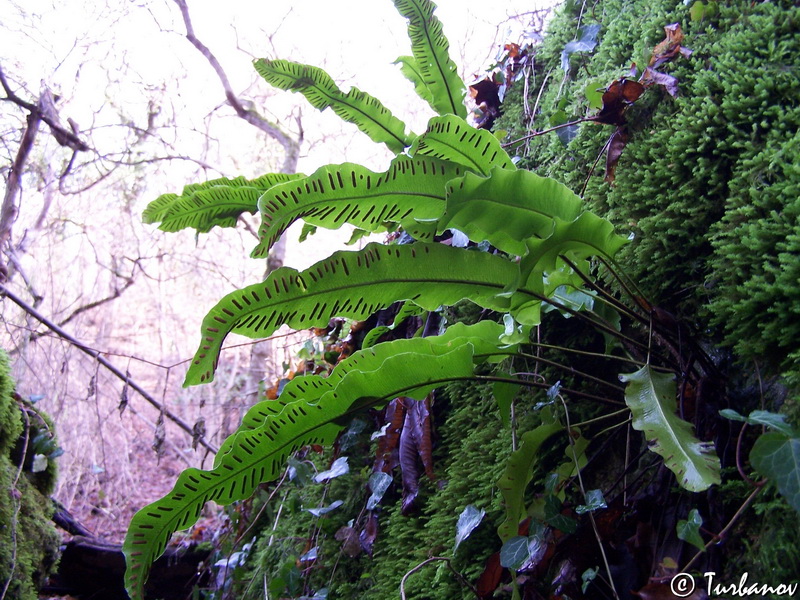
496,0 -> 800,390
0,351 -> 61,599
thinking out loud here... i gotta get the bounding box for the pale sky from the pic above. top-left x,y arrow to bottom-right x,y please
2,0 -> 551,172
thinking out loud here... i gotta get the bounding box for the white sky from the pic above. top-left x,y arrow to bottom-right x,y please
2,0 -> 550,168
1,0 -> 554,274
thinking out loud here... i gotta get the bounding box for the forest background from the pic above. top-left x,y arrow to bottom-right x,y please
0,0 -> 550,549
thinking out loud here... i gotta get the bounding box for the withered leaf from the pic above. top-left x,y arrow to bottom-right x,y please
399,396 -> 436,515
335,525 -> 362,558
594,79 -> 644,126
191,417 -> 206,450
399,402 -> 420,515
374,397 -> 406,473
605,127 -> 630,183
640,66 -> 679,97
359,511 -> 379,555
649,23 -> 692,69
476,552 -> 503,598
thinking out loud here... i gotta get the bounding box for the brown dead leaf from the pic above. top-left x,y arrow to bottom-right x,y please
594,79 -> 644,126
650,23 -> 692,69
605,127 -> 630,183
640,66 -> 679,97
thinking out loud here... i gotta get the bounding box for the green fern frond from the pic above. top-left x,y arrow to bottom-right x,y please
185,242 -> 520,385
392,0 -> 466,118
251,155 -> 464,258
441,167 -> 584,256
254,59 -> 412,153
124,325 -> 501,600
410,115 -> 515,174
143,173 -> 304,233
620,366 -> 721,492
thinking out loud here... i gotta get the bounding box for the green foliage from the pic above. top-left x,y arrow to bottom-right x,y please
143,173 -> 305,233
497,0 -> 800,390
127,1 -> 737,597
620,365 -> 720,492
496,419 -> 562,541
250,155 -> 466,257
254,59 -> 413,153
124,324 -> 500,598
391,0 -> 466,119
0,351 -> 61,600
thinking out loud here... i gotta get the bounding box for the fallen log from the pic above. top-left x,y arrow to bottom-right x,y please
42,535 -> 211,600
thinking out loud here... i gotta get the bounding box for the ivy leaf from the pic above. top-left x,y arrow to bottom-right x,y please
307,500 -> 344,517
676,508 -> 705,551
584,80 -> 605,110
561,24 -> 601,72
750,432 -> 800,513
575,489 -> 607,515
314,456 -> 349,482
719,409 -> 798,437
620,366 -> 721,492
454,504 -> 486,552
543,495 -> 577,534
499,536 -> 529,570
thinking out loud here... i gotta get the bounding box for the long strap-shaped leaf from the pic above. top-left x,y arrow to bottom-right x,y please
251,155 -> 464,258
124,336 -> 484,600
254,59 -> 412,153
620,365 -> 721,492
143,173 -> 304,233
497,421 -> 563,542
510,212 -> 629,324
186,242 -> 518,385
393,0 -> 466,118
410,115 -> 515,174
440,167 -> 584,256
394,55 -> 435,107
213,321 -> 508,464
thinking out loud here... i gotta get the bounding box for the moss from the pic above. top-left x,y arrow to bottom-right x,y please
496,0 -> 800,392
495,0 -> 800,587
0,350 -> 61,599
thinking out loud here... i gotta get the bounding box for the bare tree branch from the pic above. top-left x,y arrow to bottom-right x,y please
0,283 -> 219,454
172,0 -> 301,174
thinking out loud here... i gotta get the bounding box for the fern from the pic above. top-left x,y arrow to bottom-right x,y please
125,1 -> 727,596
254,59 -> 412,153
124,324 -> 504,598
144,173 -> 304,233
392,0 -> 466,118
251,154 -> 464,258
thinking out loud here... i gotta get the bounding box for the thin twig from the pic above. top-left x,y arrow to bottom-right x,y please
400,557 -> 480,600
559,395 -> 620,600
678,484 -> 764,575
171,0 -> 299,174
502,117 -> 592,148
